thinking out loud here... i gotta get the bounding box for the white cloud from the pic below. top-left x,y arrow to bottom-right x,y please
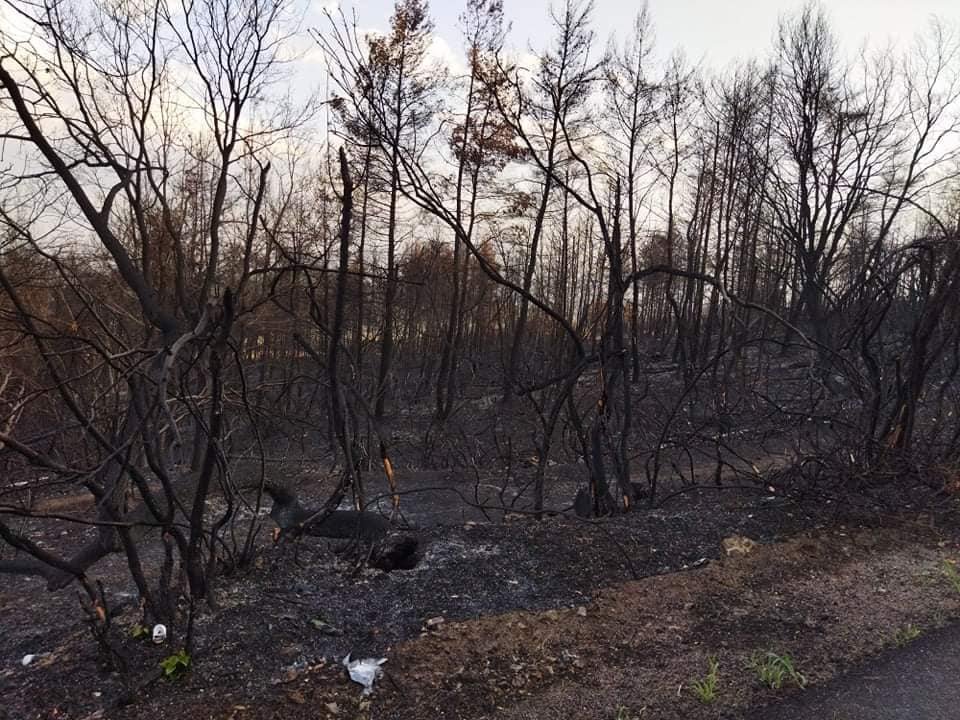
427,34 -> 467,77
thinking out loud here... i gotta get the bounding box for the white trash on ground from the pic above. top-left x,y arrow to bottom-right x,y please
152,624 -> 167,644
342,654 -> 387,695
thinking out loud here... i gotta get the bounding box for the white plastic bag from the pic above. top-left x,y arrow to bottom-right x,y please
342,653 -> 387,695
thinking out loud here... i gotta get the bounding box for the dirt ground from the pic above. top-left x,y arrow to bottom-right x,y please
2,475 -> 959,720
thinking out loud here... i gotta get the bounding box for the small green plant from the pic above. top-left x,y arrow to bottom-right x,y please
690,656 -> 720,704
129,623 -> 150,640
613,706 -> 639,720
941,560 -> 960,593
160,649 -> 192,678
893,624 -> 922,647
749,651 -> 806,690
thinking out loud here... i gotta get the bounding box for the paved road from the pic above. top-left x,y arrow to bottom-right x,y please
746,623 -> 960,720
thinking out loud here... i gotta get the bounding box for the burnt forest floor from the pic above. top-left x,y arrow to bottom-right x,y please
3,468 -> 960,720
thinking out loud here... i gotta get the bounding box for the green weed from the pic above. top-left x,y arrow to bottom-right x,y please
160,649 -> 191,679
749,651 -> 806,690
941,560 -> 960,593
129,623 -> 150,640
893,624 -> 922,647
690,655 -> 720,704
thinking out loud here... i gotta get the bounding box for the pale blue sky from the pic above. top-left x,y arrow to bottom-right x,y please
309,0 -> 960,69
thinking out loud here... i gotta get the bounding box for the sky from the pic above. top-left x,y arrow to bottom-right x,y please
310,0 -> 960,70
3,0 -> 957,175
